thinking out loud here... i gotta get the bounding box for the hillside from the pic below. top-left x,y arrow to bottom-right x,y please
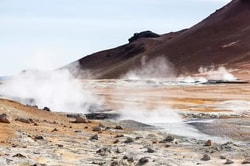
67,0 -> 250,79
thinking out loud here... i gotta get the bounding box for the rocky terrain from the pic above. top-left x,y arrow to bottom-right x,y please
0,79 -> 250,166
1,0 -> 250,165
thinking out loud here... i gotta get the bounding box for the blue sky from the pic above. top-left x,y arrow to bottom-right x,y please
0,0 -> 230,76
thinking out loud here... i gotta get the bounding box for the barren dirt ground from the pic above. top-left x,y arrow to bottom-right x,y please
0,79 -> 250,165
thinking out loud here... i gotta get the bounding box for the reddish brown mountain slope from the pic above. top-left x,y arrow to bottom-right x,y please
67,0 -> 250,79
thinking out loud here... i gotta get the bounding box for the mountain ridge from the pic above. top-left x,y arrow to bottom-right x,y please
66,0 -> 250,79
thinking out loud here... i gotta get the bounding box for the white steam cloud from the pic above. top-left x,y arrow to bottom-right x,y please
0,67 -> 101,113
119,105 -> 182,124
177,66 -> 238,83
123,56 -> 176,80
198,66 -> 237,81
117,104 -> 224,141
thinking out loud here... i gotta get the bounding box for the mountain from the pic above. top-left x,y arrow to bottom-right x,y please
67,0 -> 250,79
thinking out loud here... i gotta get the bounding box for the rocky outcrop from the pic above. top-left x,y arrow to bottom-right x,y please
128,30 -> 160,43
0,113 -> 11,123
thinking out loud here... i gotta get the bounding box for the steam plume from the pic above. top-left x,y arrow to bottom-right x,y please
119,104 -> 182,124
0,66 -> 101,113
123,56 -> 176,80
198,66 -> 237,81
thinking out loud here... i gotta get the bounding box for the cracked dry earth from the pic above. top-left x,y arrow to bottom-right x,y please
0,98 -> 250,166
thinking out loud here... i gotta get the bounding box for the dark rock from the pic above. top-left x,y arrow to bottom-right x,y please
96,147 -> 111,156
123,155 -> 128,160
92,126 -> 102,132
66,113 -> 84,118
114,125 -> 123,130
146,147 -> 155,153
74,130 -> 81,133
91,161 -> 106,165
224,159 -> 234,164
124,137 -> 134,143
135,136 -> 143,140
128,30 -> 160,43
165,135 -> 174,142
110,161 -> 119,166
220,155 -> 226,159
34,136 -> 44,140
12,153 -> 26,158
113,139 -> 119,144
204,140 -> 212,146
138,157 -> 149,165
12,144 -> 18,147
160,135 -> 174,143
201,154 -> 211,161
43,107 -> 51,112
152,140 -> 157,144
165,144 -> 171,148
105,127 -> 111,130
0,113 -> 11,123
115,134 -> 124,138
242,158 -> 250,164
85,112 -> 120,120
51,128 -> 58,132
57,144 -> 63,148
90,134 -> 98,140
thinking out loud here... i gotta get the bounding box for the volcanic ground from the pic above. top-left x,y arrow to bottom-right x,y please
0,78 -> 250,166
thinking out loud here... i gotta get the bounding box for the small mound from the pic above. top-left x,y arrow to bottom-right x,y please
128,30 -> 160,43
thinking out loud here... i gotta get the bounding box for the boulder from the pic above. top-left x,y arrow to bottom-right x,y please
12,153 -> 26,158
51,128 -> 58,132
34,136 -> 44,140
110,161 -> 119,166
43,107 -> 51,112
201,154 -> 211,161
146,147 -> 155,153
113,139 -> 119,144
160,135 -> 174,143
115,134 -> 124,138
242,158 -> 250,164
138,157 -> 149,165
204,140 -> 212,146
0,113 -> 11,123
90,134 -> 98,140
224,159 -> 234,164
124,137 -> 134,143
